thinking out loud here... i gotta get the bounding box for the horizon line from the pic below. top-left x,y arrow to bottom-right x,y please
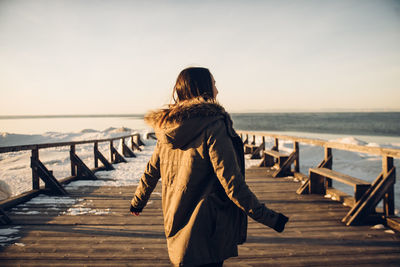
1,109 -> 400,118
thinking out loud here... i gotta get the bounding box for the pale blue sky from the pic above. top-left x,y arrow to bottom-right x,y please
1,0 -> 399,115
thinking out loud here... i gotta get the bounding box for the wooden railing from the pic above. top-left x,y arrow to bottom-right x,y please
0,133 -> 145,216
237,130 -> 399,228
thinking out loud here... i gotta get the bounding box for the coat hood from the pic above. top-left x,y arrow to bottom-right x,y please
145,98 -> 233,148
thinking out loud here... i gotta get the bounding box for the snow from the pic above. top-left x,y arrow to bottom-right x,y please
329,136 -> 367,146
20,195 -> 78,205
371,224 -> 385,230
62,207 -> 112,216
0,227 -> 21,246
0,228 -> 19,235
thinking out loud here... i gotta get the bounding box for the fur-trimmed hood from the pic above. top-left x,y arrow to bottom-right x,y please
145,98 -> 234,148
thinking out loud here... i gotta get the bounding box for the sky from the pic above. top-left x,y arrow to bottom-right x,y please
0,0 -> 399,115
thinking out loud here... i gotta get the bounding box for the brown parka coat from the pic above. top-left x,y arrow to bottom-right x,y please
131,99 -> 280,266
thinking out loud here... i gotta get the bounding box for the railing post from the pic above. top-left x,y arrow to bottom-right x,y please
272,138 -> 279,151
262,136 -> 265,150
244,134 -> 248,144
110,140 -> 114,163
121,137 -> 125,155
324,147 -> 332,169
31,148 -> 39,190
294,141 -> 299,173
325,147 -> 332,187
383,156 -> 395,216
70,145 -> 76,176
94,142 -> 98,168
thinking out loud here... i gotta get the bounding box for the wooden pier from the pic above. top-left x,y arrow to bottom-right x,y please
0,167 -> 400,266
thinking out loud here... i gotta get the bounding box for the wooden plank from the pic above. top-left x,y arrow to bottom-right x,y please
326,188 -> 355,208
387,217 -> 400,233
264,150 -> 288,158
145,132 -> 157,140
310,168 -> 370,186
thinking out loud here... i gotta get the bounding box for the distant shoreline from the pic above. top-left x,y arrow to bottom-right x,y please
0,114 -> 144,119
1,111 -> 400,120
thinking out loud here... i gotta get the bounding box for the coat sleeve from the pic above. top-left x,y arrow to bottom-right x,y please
130,142 -> 161,212
206,120 -> 279,229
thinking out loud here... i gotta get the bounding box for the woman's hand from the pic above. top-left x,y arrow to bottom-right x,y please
130,205 -> 141,216
273,213 -> 289,233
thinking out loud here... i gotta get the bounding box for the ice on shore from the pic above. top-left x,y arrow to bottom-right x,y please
0,129 -> 153,200
330,136 -> 367,146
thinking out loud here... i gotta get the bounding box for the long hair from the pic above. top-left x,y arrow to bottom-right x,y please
172,67 -> 215,103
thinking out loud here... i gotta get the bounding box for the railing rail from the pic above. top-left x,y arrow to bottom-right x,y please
236,130 -> 400,158
0,133 -> 142,153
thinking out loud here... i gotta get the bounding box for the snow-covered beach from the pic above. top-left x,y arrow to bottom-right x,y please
0,127 -> 153,199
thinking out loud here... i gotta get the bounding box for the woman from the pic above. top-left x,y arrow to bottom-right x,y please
130,67 -> 288,267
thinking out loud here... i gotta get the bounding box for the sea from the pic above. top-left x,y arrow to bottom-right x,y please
1,112 -> 399,142
0,112 -> 399,211
231,112 -> 400,144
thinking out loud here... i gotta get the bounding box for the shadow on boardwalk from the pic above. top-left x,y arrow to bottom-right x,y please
1,167 -> 400,266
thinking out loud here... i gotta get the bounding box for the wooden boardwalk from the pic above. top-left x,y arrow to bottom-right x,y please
1,167 -> 400,266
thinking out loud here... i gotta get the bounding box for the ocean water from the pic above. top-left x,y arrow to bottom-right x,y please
1,112 -> 399,142
231,112 -> 400,138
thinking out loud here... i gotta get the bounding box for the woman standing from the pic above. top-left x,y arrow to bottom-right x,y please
130,67 -> 288,267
